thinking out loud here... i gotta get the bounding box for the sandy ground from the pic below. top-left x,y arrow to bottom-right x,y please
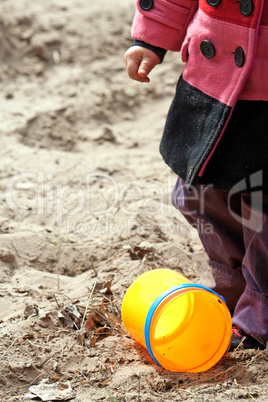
0,0 -> 268,401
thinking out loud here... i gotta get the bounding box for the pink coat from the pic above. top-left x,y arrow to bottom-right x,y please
132,0 -> 268,104
131,0 -> 268,188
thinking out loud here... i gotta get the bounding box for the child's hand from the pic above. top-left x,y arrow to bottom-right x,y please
124,46 -> 160,83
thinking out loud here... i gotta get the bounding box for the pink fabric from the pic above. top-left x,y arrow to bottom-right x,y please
131,0 -> 268,101
239,25 -> 268,100
131,0 -> 198,51
199,0 -> 263,29
181,9 -> 257,107
131,0 -> 268,179
198,1 -> 264,177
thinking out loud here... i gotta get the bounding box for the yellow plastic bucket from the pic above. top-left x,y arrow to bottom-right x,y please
121,268 -> 232,372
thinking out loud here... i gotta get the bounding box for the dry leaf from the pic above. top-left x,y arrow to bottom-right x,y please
26,379 -> 74,401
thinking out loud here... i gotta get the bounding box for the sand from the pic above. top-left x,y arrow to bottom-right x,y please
0,0 -> 268,400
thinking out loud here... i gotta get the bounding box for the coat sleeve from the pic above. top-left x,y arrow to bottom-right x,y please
131,0 -> 198,52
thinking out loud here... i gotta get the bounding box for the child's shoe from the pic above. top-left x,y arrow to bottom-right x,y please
229,327 -> 266,352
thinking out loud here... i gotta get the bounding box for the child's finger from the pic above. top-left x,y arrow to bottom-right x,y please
126,58 -> 150,82
138,56 -> 155,78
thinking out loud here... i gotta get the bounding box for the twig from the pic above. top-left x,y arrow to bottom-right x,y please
80,281 -> 97,332
101,300 -> 123,335
90,259 -> 98,277
0,336 -> 21,361
11,242 -> 22,258
247,350 -> 267,364
52,292 -> 73,302
92,298 -> 121,308
180,365 -> 244,390
56,246 -> 61,292
53,293 -> 61,309
103,249 -> 125,265
35,351 -> 59,369
102,378 -> 112,386
17,372 -> 44,389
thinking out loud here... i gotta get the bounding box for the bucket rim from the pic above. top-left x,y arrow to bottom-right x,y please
144,283 -> 227,368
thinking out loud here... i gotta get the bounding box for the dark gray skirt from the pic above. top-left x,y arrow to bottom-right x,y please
198,100 -> 268,193
160,76 -> 268,193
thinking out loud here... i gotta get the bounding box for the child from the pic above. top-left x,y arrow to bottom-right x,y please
125,0 -> 268,350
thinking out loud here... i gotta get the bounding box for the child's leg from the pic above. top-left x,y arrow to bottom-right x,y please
172,177 -> 246,313
232,193 -> 268,344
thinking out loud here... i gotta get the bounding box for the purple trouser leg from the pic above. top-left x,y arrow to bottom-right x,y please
172,177 -> 268,344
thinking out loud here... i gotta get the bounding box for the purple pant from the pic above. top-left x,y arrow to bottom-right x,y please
172,177 -> 268,344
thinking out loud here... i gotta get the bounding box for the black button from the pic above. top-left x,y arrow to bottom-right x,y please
140,0 -> 154,11
207,0 -> 222,6
239,0 -> 253,16
234,47 -> 245,67
200,40 -> 215,59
